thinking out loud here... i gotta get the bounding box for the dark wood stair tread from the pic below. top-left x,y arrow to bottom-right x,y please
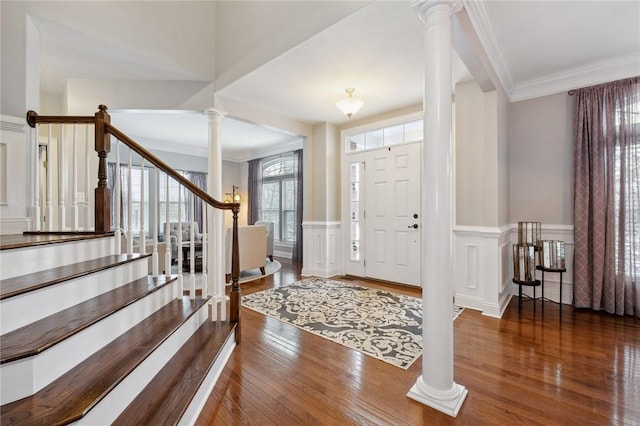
1,274 -> 177,364
0,254 -> 148,300
0,296 -> 209,426
114,321 -> 236,425
0,232 -> 112,251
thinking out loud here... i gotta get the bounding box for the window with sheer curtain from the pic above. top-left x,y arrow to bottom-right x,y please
573,76 -> 639,317
108,164 -> 206,237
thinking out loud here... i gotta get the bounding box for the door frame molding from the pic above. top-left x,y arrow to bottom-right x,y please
339,111 -> 424,280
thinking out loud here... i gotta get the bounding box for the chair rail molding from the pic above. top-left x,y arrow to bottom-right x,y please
301,221 -> 341,278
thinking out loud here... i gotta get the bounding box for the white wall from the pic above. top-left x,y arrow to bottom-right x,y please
508,92 -> 574,225
213,2 -> 369,90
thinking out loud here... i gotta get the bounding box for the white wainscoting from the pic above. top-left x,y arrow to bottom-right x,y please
301,221 -> 341,278
453,225 -> 512,318
453,224 -> 574,318
0,115 -> 31,234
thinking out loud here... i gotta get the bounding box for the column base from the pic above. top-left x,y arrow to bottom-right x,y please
407,375 -> 468,417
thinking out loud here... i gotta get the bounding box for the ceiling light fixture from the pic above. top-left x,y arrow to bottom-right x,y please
336,88 -> 364,118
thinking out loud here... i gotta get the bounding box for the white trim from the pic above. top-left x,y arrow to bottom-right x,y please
0,115 -> 25,132
453,225 -> 512,317
301,221 -> 341,278
0,217 -> 31,234
0,143 -> 6,205
463,1 -> 640,102
462,0 -> 515,98
511,53 -> 640,102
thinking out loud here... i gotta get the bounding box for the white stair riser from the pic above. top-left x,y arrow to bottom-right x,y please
179,330 -> 236,425
0,278 -> 179,405
1,259 -> 148,334
75,303 -> 209,425
0,237 -> 114,280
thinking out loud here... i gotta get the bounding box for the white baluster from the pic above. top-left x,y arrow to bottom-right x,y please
71,125 -> 78,230
201,201 -> 208,300
152,166 -> 159,277
164,173 -> 172,278
45,124 -> 53,231
126,150 -> 133,255
139,159 -> 146,255
58,124 -> 66,231
84,125 -> 92,231
189,193 -> 196,299
177,185 -> 183,298
114,139 -> 121,254
32,124 -> 41,232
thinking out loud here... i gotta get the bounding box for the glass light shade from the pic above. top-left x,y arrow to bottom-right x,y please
336,88 -> 364,118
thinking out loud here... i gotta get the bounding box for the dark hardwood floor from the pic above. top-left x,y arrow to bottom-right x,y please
198,259 -> 640,425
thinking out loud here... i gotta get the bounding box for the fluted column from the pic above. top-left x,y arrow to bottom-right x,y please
204,108 -> 226,320
408,0 -> 467,417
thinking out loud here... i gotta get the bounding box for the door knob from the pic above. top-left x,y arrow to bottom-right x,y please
408,224 -> 419,229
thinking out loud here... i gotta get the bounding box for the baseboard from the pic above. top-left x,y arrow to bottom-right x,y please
0,217 -> 31,234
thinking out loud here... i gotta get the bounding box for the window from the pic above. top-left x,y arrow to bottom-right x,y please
261,154 -> 296,243
346,119 -> 423,152
158,170 -> 188,230
109,164 -> 204,237
118,166 -> 150,236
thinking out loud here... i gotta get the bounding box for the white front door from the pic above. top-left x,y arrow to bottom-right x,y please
365,142 -> 421,286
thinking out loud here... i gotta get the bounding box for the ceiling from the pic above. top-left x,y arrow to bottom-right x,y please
30,0 -> 640,161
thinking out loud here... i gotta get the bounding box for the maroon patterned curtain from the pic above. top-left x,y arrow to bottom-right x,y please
573,76 -> 640,317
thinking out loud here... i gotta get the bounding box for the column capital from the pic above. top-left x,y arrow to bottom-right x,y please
203,107 -> 227,121
412,0 -> 462,24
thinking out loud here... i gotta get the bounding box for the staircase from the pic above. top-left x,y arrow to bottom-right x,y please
0,233 -> 236,425
0,105 -> 242,425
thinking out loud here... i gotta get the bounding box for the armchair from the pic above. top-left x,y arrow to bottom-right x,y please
225,225 -> 267,283
254,221 -> 274,261
120,234 -> 168,274
167,222 -> 202,261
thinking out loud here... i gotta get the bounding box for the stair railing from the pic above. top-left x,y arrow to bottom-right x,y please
26,105 -> 242,341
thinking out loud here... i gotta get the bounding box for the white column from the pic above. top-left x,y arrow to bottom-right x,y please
204,108 -> 226,320
408,0 -> 467,417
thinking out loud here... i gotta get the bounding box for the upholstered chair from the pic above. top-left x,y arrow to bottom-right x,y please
167,222 -> 202,260
225,225 -> 268,283
254,221 -> 275,261
120,234 -> 167,274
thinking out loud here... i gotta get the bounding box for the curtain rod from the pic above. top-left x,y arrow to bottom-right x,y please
568,90 -> 576,96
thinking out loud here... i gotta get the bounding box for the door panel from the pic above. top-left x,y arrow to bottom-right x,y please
365,143 -> 421,286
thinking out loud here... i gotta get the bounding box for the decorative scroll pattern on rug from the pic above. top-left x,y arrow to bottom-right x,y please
241,277 -> 464,369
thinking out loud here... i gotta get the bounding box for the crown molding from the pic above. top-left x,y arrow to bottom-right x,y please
462,0 -> 514,98
0,115 -> 26,133
462,1 -> 640,102
510,53 -> 640,102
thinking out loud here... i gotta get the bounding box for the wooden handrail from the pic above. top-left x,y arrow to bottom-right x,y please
26,110 -> 94,127
25,105 -> 242,343
105,123 -> 235,212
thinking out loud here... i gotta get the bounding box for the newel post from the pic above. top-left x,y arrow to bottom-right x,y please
230,204 -> 241,343
94,105 -> 111,233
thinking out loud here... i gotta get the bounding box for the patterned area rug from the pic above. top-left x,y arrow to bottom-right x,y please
241,277 -> 464,369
